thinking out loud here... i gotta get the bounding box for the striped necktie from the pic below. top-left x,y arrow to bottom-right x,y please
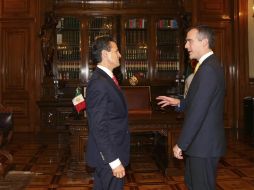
194,62 -> 201,74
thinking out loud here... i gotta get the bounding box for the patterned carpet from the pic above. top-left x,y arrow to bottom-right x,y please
0,129 -> 253,190
0,171 -> 34,189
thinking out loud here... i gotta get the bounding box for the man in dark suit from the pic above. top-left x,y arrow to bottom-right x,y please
86,36 -> 130,190
157,25 -> 226,190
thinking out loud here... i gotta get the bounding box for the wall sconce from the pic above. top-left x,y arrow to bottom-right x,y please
253,5 -> 254,17
252,1 -> 254,17
253,0 -> 254,17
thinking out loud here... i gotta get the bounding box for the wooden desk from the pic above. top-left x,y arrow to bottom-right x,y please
128,112 -> 182,165
67,111 -> 183,173
67,119 -> 92,178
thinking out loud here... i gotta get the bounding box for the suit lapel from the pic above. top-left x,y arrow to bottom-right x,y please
196,54 -> 215,72
95,68 -> 127,108
186,54 -> 214,103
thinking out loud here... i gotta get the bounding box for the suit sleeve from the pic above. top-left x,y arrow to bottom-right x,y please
175,98 -> 186,112
177,65 -> 218,151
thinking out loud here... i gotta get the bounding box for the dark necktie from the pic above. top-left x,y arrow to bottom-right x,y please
112,75 -> 120,89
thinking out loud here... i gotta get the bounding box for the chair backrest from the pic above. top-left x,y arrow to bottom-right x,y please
122,86 -> 152,114
0,105 -> 13,131
0,113 -> 13,131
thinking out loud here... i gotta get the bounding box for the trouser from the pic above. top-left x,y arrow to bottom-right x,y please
93,165 -> 124,190
184,156 -> 220,190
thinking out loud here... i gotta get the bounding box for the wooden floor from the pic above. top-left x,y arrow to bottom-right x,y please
1,129 -> 254,190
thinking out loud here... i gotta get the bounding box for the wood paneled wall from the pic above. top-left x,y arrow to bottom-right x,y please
186,0 -> 235,127
0,0 -> 251,132
0,0 -> 43,132
235,0 -> 254,126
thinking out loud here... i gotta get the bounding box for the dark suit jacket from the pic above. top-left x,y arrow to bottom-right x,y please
86,67 -> 130,168
178,54 -> 226,158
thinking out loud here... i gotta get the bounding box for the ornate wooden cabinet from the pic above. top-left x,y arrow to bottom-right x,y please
53,15 -> 184,87
37,0 -> 187,131
121,16 -> 182,86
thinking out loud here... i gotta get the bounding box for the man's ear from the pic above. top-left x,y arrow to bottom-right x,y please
202,38 -> 209,47
101,49 -> 108,59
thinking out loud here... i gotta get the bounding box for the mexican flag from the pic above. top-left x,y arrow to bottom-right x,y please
72,94 -> 86,113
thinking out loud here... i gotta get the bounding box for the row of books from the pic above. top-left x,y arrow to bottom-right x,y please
56,61 -> 81,80
157,19 -> 178,29
157,49 -> 179,60
89,17 -> 113,29
125,30 -> 147,45
126,31 -> 178,47
57,47 -> 80,61
125,18 -> 147,29
156,61 -> 179,71
157,30 -> 178,44
57,70 -> 80,80
126,71 -> 148,79
125,49 -> 148,60
88,30 -> 112,46
56,61 -> 81,71
125,61 -> 148,71
58,17 -> 80,29
56,31 -> 80,45
58,17 -> 177,30
56,47 -> 179,62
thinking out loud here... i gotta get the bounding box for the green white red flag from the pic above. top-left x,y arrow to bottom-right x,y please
72,94 -> 86,113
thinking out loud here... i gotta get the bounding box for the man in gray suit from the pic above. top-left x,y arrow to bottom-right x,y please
86,36 -> 130,190
157,25 -> 226,190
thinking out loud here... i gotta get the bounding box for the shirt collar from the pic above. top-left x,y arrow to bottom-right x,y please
97,65 -> 114,78
198,51 -> 213,65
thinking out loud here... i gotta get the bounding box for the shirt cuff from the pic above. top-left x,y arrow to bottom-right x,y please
109,158 -> 121,169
